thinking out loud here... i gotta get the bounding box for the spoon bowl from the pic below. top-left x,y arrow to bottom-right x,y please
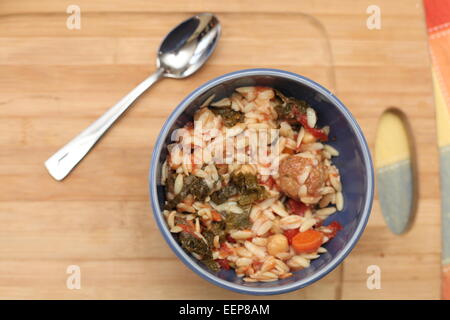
158,13 -> 221,78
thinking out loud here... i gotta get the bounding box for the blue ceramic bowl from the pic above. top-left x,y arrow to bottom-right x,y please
149,68 -> 374,295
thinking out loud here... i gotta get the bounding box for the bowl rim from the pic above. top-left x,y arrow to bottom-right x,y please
149,68 -> 374,295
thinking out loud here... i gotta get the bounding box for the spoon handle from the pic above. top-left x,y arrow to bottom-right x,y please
45,68 -> 165,181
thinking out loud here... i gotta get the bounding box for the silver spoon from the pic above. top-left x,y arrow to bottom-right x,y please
45,13 -> 221,181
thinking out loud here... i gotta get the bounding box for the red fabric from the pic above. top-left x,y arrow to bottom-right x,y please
423,0 -> 450,300
424,0 -> 450,30
424,0 -> 450,117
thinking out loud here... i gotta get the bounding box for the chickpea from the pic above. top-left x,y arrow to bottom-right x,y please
267,234 -> 289,256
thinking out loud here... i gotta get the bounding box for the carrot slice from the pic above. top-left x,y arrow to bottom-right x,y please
292,230 -> 323,253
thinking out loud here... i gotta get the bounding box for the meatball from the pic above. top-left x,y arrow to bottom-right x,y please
278,155 -> 326,200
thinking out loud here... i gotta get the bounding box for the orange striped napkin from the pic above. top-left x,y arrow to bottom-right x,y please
425,0 -> 450,115
423,0 -> 450,300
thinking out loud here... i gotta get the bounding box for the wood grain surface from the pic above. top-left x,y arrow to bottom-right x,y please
0,0 -> 441,299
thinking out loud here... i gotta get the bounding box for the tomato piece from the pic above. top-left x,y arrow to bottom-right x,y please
255,86 -> 271,94
216,259 -> 230,270
211,210 -> 222,222
283,229 -> 299,245
252,261 -> 263,270
297,114 -> 309,127
178,220 -> 195,234
282,147 -> 295,154
287,199 -> 309,216
323,221 -> 342,239
309,127 -> 329,141
226,235 -> 236,243
292,230 -> 324,253
259,176 -> 280,191
297,114 -> 328,142
259,176 -> 273,188
266,176 -> 276,188
220,242 -> 234,256
184,121 -> 194,129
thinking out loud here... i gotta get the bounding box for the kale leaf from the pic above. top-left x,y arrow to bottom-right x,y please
184,175 -> 210,201
179,231 -> 219,272
208,106 -> 244,127
274,89 -> 309,123
210,172 -> 267,210
179,232 -> 212,259
210,184 -> 237,205
164,174 -> 210,210
202,259 -> 220,272
225,211 -> 251,231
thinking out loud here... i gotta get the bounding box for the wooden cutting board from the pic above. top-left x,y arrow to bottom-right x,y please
0,0 -> 440,299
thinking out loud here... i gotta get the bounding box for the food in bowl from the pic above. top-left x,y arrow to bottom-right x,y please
160,86 -> 344,282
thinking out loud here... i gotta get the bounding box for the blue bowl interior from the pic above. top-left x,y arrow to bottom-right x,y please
150,70 -> 373,294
